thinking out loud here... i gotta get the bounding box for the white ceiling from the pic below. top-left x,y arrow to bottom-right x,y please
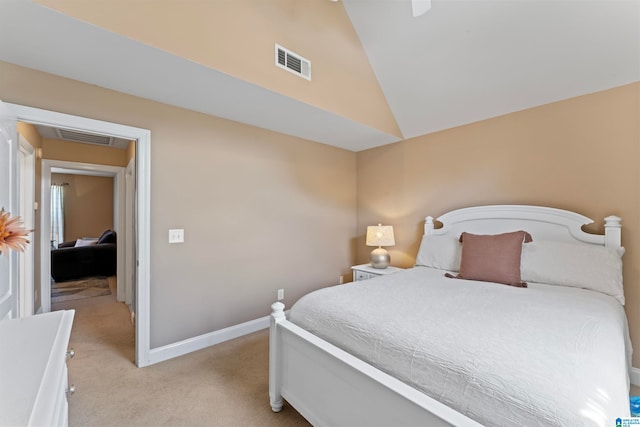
0,0 -> 638,152
343,0 -> 640,139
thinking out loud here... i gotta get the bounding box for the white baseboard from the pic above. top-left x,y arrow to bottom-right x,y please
147,315 -> 270,366
631,367 -> 640,387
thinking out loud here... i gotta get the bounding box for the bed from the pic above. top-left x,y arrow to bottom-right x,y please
269,205 -> 631,426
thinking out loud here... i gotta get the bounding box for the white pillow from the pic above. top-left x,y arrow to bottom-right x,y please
75,238 -> 98,247
415,234 -> 461,272
520,240 -> 625,304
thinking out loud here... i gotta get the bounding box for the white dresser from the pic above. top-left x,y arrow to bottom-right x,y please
0,310 -> 75,427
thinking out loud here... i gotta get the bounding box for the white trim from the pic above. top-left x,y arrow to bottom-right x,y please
6,103 -> 152,368
135,131 -> 151,367
124,158 -> 135,307
40,161 -> 51,313
631,367 -> 640,387
148,316 -> 270,366
44,160 -> 126,303
17,135 -> 35,318
44,160 -> 125,306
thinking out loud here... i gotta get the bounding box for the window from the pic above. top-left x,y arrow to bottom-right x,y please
50,184 -> 65,248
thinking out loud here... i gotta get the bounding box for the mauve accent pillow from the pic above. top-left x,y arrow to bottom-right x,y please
455,231 -> 533,287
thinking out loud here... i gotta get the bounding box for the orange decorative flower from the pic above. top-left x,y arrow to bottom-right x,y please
0,209 -> 31,254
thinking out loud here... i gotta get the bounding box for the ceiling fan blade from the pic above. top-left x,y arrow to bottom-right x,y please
412,0 -> 432,17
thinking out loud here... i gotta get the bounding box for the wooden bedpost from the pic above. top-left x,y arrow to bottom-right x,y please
604,216 -> 622,248
269,301 -> 286,412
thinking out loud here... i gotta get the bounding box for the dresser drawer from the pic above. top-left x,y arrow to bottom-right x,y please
351,264 -> 404,283
354,270 -> 372,281
0,310 -> 75,427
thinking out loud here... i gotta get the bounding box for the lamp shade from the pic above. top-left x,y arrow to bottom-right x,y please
366,224 -> 395,247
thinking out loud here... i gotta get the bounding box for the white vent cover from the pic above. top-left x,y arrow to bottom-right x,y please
275,44 -> 311,81
56,128 -> 114,146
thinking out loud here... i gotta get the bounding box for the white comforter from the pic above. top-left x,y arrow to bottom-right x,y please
289,267 -> 631,426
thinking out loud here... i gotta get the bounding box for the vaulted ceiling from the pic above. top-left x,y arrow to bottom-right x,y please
0,0 -> 638,151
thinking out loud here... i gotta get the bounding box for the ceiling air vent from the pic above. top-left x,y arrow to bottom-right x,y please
56,128 -> 114,146
275,44 -> 311,81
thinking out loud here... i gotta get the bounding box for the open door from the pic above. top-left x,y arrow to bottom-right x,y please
18,135 -> 36,317
0,100 -> 19,320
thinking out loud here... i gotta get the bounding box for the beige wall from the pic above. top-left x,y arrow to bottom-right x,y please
43,138 -> 128,167
357,82 -> 640,365
35,0 -> 401,139
51,173 -> 114,242
126,140 -> 135,164
17,122 -> 42,150
0,61 -> 356,348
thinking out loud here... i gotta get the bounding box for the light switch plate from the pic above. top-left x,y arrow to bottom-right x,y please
168,229 -> 184,243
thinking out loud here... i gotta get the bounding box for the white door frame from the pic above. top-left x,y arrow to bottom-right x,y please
17,135 -> 35,317
124,158 -> 135,308
44,160 -> 125,303
7,103 -> 152,368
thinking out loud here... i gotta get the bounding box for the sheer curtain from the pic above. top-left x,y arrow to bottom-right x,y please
50,184 -> 65,248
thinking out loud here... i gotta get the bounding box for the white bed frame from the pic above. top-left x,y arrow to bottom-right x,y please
269,205 -> 622,426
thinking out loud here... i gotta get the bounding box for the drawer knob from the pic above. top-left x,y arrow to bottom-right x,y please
66,348 -> 75,359
66,385 -> 76,397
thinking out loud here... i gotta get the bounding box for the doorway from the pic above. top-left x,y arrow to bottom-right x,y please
7,102 -> 152,367
43,160 -> 126,310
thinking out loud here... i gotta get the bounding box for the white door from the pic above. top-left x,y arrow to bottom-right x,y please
18,136 -> 35,317
0,100 -> 19,320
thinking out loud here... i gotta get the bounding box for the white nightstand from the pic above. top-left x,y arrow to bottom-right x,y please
351,264 -> 404,282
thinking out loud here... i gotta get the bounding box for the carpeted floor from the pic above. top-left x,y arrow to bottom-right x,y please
52,277 -> 310,426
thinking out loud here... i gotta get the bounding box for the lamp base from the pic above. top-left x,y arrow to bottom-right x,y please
370,247 -> 390,269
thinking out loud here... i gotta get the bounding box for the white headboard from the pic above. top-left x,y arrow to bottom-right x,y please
424,205 -> 621,248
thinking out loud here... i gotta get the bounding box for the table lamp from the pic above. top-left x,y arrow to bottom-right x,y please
366,224 -> 395,268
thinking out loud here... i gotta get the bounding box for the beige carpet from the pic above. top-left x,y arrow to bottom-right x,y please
52,278 -> 310,426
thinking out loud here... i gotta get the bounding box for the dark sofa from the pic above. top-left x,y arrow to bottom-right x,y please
51,230 -> 117,282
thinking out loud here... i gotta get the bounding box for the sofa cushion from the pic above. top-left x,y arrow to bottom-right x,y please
97,230 -> 116,244
75,238 -> 98,247
51,242 -> 117,282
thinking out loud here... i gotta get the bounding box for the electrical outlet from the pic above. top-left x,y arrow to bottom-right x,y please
339,275 -> 344,284
277,289 -> 284,301
168,229 -> 184,243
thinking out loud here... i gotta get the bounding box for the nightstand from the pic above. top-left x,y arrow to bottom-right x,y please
351,264 -> 404,282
